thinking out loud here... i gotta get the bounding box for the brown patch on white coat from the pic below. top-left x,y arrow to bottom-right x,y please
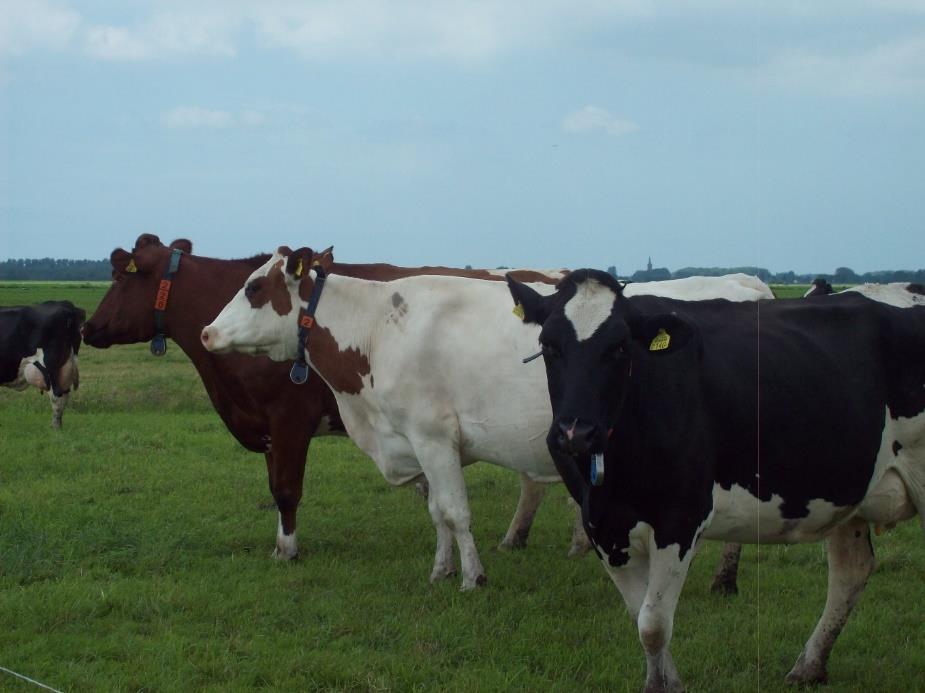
245,259 -> 293,317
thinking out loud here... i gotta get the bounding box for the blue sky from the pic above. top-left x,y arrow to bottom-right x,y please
1,1 -> 923,274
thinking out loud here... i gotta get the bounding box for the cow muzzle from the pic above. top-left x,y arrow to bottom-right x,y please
200,325 -> 231,353
553,418 -> 599,456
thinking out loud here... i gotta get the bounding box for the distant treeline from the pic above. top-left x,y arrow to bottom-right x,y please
4,257 -> 925,285
0,258 -> 110,280
614,265 -> 925,285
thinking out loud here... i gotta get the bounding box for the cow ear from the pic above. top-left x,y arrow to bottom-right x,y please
110,248 -> 133,273
506,275 -> 552,325
134,233 -> 162,250
284,247 -> 314,279
630,313 -> 699,357
169,238 -> 192,254
315,246 -> 334,272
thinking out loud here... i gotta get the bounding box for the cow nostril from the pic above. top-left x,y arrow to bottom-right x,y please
201,328 -> 211,346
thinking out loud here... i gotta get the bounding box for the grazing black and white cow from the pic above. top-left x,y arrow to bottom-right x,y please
506,268 -> 925,691
1,301 -> 84,428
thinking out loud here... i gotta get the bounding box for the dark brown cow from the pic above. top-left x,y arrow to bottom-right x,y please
82,234 -> 572,560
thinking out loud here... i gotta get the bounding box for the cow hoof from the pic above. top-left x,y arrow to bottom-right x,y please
498,536 -> 527,551
429,567 -> 457,583
709,579 -> 738,596
271,547 -> 299,561
460,574 -> 488,591
785,655 -> 828,686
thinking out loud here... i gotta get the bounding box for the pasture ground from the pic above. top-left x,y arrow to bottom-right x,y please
1,282 -> 923,692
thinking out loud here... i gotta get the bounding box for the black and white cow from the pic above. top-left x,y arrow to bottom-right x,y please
1,301 -> 84,428
506,268 -> 925,691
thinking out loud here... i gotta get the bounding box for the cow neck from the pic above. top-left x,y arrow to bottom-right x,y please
290,265 -> 326,385
298,273 -> 378,393
155,254 -> 259,367
150,248 -> 184,355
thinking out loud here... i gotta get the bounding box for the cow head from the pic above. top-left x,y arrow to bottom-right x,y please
506,268 -> 701,467
201,246 -> 333,361
804,277 -> 834,298
82,234 -> 192,347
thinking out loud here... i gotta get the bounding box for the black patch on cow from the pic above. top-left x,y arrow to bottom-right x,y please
893,441 -> 903,456
391,292 -> 404,308
906,283 -> 925,296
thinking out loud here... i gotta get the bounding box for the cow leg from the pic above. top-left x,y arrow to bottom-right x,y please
414,440 -> 486,591
428,504 -> 457,582
603,534 -> 694,693
264,430 -> 309,561
786,518 -> 874,685
49,391 -> 68,429
568,497 -> 592,557
499,473 -> 547,550
635,542 -> 695,693
709,542 -> 742,595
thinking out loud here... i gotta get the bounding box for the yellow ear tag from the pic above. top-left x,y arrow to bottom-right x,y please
512,303 -> 525,320
125,259 -> 138,273
294,258 -> 303,278
649,328 -> 670,351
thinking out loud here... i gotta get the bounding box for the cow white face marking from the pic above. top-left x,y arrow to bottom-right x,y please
203,253 -> 301,361
563,279 -> 617,341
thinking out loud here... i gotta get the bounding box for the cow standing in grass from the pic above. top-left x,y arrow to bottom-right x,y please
505,268 -> 925,690
200,247 -> 772,591
1,301 -> 84,428
82,234 -> 582,561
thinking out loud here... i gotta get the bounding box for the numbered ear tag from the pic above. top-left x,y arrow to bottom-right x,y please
512,303 -> 525,320
294,259 -> 303,278
649,328 -> 670,351
290,360 -> 309,385
150,334 -> 167,356
590,453 -> 605,486
125,259 -> 138,273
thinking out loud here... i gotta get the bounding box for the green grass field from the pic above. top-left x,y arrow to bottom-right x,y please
1,283 -> 923,692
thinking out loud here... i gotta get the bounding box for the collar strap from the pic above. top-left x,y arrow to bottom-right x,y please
151,247 -> 184,356
290,265 -> 327,384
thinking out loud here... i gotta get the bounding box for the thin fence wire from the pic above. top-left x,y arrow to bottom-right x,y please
0,665 -> 64,693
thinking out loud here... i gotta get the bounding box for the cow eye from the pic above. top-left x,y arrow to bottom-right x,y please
610,343 -> 628,359
244,281 -> 259,300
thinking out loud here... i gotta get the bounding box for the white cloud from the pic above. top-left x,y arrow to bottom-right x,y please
85,25 -> 151,61
0,0 -> 80,55
563,106 -> 640,136
84,11 -> 238,61
163,107 -> 234,130
761,35 -> 925,96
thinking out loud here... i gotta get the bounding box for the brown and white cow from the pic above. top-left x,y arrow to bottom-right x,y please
202,248 -> 771,590
82,234 -> 580,561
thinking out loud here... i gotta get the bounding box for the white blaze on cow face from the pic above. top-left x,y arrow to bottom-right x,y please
202,253 -> 302,362
563,278 -> 618,342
